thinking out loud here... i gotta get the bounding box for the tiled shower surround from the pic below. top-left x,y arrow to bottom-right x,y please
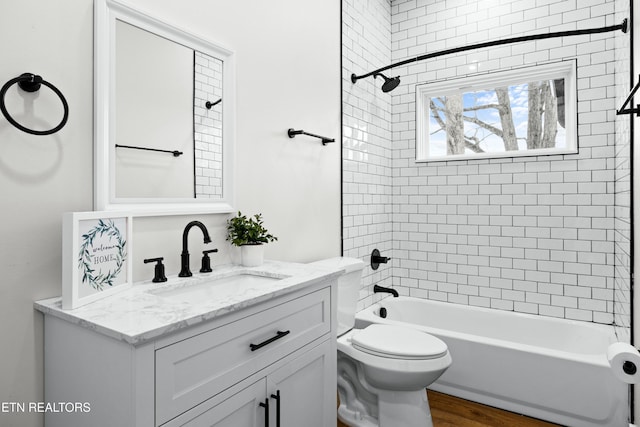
343,0 -> 394,310
343,0 -> 631,331
194,52 -> 223,199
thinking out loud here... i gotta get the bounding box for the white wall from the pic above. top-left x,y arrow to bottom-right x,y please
0,2 -> 94,427
0,1 -> 341,426
124,0 -> 342,264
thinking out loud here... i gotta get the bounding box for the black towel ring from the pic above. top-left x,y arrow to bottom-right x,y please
0,73 -> 69,136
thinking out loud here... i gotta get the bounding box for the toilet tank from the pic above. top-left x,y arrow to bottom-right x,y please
310,257 -> 364,336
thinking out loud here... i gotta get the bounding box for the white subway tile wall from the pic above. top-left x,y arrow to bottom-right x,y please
343,0 -> 394,311
613,0 -> 630,341
343,0 -> 631,330
194,52 -> 224,198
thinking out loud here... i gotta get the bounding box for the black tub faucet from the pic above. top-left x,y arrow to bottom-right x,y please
370,249 -> 391,270
179,221 -> 212,277
374,284 -> 399,298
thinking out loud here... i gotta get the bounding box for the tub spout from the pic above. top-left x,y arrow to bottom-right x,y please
374,284 -> 398,298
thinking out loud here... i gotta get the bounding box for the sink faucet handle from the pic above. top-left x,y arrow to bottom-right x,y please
200,249 -> 218,273
144,257 -> 168,283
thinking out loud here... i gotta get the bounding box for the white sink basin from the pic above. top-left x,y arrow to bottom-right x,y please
148,271 -> 287,304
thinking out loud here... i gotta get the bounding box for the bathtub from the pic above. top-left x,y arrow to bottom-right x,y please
355,296 -> 628,427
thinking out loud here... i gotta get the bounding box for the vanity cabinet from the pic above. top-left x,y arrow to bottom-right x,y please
41,278 -> 336,427
170,342 -> 332,427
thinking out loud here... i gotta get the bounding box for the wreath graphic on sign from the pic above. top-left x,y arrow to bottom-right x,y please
77,219 -> 127,291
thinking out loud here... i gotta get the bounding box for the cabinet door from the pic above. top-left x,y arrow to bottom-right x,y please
172,379 -> 268,427
267,342 -> 335,427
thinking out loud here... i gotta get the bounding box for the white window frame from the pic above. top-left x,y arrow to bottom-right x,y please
415,60 -> 577,163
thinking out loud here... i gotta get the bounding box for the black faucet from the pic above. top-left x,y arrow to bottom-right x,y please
144,257 -> 168,282
370,249 -> 391,270
373,284 -> 399,298
179,221 -> 212,277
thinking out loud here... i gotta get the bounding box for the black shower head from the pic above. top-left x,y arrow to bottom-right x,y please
374,72 -> 400,93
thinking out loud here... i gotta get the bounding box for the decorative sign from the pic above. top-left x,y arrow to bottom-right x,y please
62,211 -> 133,309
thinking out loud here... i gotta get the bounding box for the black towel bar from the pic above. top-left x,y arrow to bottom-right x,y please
115,144 -> 183,157
287,128 -> 335,145
205,99 -> 222,109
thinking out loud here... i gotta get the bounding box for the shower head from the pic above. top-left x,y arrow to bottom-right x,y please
374,72 -> 400,93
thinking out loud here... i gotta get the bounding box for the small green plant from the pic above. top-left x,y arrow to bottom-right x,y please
226,211 -> 278,246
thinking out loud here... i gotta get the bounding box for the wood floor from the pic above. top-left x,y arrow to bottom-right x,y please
337,390 -> 560,427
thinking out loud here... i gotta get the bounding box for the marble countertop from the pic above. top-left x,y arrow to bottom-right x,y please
34,260 -> 342,345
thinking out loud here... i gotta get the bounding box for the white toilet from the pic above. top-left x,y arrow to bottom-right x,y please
312,257 -> 452,427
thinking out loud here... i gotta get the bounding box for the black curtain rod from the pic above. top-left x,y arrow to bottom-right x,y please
115,144 -> 183,157
351,19 -> 628,83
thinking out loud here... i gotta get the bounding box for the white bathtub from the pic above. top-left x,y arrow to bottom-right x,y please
355,296 -> 628,427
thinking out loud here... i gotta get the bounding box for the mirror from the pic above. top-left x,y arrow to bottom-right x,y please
94,0 -> 235,215
115,20 -> 225,199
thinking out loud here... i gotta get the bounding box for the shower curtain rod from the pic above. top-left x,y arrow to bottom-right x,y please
351,19 -> 628,84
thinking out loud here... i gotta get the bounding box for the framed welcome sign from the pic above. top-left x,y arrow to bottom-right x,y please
62,211 -> 133,309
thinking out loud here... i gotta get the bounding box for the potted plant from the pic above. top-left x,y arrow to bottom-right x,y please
226,211 -> 277,266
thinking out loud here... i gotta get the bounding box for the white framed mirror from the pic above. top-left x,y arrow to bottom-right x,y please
94,0 -> 235,215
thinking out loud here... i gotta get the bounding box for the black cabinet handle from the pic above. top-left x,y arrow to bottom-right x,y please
270,390 -> 281,427
259,398 -> 269,427
250,330 -> 290,352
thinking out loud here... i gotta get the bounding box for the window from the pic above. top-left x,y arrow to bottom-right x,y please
415,61 -> 576,162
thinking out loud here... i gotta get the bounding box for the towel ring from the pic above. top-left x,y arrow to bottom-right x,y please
0,73 -> 69,136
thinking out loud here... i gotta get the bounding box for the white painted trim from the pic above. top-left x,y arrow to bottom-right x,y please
94,0 -> 236,216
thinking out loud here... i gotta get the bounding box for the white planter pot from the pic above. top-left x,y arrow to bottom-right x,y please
241,244 -> 264,267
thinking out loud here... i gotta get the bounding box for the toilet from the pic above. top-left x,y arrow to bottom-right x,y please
312,257 -> 451,427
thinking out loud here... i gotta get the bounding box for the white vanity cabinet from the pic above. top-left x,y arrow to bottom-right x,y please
39,272 -> 337,427
170,341 -> 333,427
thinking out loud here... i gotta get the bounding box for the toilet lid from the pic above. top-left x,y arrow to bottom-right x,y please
351,324 -> 448,360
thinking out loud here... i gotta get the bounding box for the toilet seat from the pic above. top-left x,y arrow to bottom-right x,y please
337,328 -> 451,375
351,324 -> 448,360
337,328 -> 452,392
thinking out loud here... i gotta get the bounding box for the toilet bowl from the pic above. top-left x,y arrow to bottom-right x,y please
311,257 -> 452,427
